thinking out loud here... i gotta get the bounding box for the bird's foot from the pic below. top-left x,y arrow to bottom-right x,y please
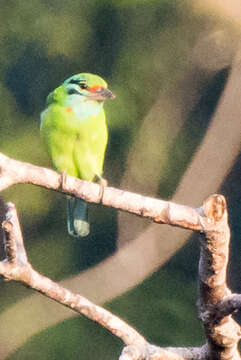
60,170 -> 67,191
94,175 -> 108,203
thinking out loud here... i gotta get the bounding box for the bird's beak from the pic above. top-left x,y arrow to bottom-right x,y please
88,86 -> 116,101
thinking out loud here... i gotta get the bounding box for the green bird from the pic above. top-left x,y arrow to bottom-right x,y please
40,73 -> 115,237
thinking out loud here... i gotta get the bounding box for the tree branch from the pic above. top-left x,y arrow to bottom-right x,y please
0,203 -> 147,351
119,344 -> 208,360
198,195 -> 241,360
0,201 -> 204,360
0,152 -> 203,230
0,154 -> 240,359
215,294 -> 241,318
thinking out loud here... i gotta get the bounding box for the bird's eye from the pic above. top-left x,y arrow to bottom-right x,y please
79,83 -> 88,90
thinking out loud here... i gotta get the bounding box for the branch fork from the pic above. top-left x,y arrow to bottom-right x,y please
0,153 -> 240,359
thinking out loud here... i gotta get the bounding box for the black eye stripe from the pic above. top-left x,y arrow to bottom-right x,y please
69,79 -> 88,89
68,88 -> 81,95
69,79 -> 83,85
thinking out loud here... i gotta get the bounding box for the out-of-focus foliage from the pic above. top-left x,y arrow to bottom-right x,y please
0,0 -> 241,359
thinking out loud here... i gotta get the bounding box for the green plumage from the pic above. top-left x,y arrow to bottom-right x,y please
40,73 -> 115,237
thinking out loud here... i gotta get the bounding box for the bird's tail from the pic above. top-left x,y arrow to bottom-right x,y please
66,197 -> 90,237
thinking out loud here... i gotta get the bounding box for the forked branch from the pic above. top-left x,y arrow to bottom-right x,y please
0,154 -> 240,359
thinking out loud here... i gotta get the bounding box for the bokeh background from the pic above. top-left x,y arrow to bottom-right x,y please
0,0 -> 241,359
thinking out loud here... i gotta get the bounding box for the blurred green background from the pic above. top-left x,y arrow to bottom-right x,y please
0,0 -> 241,359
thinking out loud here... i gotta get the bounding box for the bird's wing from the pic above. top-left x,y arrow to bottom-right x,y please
40,105 -> 78,176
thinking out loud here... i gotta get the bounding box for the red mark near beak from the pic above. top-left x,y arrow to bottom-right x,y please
89,85 -> 102,93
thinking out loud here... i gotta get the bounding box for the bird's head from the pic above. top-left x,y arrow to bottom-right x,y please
46,73 -> 115,110
62,73 -> 115,103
